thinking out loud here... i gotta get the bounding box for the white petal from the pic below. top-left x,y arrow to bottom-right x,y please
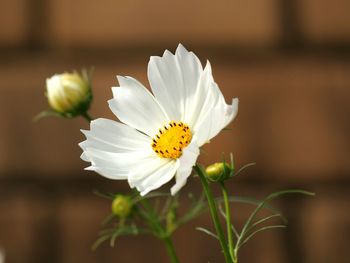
130,159 -> 179,196
86,166 -> 129,179
81,144 -> 154,180
194,97 -> 239,146
128,157 -> 167,181
148,44 -> 202,121
80,118 -> 150,153
108,76 -> 169,137
170,141 -> 200,195
80,152 -> 91,162
184,61 -> 215,127
223,98 -> 239,127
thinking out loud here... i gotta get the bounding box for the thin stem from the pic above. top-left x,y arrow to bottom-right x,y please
162,235 -> 180,263
220,182 -> 235,261
140,199 -> 180,263
81,112 -> 92,122
194,165 -> 233,263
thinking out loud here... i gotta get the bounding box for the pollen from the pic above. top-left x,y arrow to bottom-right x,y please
151,122 -> 192,159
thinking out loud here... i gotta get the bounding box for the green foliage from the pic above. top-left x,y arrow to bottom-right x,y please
92,160 -> 314,263
92,190 -> 207,250
193,159 -> 315,263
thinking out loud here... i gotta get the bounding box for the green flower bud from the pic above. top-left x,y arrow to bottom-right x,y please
111,195 -> 133,218
46,70 -> 92,118
205,162 -> 233,182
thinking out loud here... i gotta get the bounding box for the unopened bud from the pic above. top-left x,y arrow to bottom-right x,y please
46,70 -> 92,117
205,162 -> 233,182
111,195 -> 133,218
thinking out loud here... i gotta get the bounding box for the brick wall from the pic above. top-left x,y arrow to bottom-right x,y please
0,0 -> 350,262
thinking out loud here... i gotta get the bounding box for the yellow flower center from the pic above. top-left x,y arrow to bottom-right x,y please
152,122 -> 192,159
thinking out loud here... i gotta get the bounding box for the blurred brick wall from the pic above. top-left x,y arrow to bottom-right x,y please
0,0 -> 350,262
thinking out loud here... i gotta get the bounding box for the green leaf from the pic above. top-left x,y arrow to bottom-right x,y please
33,110 -> 62,122
133,192 -> 170,203
196,227 -> 219,240
110,225 -> 141,247
237,189 -> 314,249
239,225 -> 286,249
233,162 -> 256,177
110,229 -> 123,247
159,196 -> 173,219
230,153 -> 234,175
93,224 -> 149,250
92,190 -> 115,200
92,234 -> 111,250
249,214 -> 286,230
177,192 -> 206,227
216,196 -> 285,219
98,227 -> 120,235
102,213 -> 115,226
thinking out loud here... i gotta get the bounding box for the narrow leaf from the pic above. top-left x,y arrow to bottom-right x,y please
233,162 -> 256,177
196,227 -> 219,240
92,190 -> 115,200
239,225 -> 286,249
237,189 -> 314,248
250,214 -> 285,230
110,229 -> 123,247
216,196 -> 285,219
177,194 -> 207,226
134,192 -> 170,203
92,234 -> 112,250
33,110 -> 61,122
102,214 -> 115,226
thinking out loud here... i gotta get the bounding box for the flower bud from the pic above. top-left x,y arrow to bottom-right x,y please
205,162 -> 233,182
111,195 -> 133,218
46,71 -> 92,117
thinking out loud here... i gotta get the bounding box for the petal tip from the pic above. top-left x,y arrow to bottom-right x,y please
176,43 -> 188,54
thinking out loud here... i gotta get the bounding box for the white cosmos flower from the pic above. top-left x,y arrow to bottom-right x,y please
80,44 -> 238,196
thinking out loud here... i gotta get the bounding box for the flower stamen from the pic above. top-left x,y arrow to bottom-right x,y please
152,122 -> 192,159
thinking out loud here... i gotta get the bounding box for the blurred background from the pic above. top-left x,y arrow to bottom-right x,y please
0,0 -> 350,262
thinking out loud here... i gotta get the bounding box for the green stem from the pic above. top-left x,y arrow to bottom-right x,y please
81,112 -> 92,122
140,199 -> 180,263
220,182 -> 235,261
194,165 -> 233,263
162,235 -> 180,263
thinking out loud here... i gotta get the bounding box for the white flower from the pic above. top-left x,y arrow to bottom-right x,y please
80,44 -> 238,196
46,71 -> 91,116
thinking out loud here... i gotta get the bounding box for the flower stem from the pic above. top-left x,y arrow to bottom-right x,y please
162,235 -> 180,263
220,182 -> 235,261
194,165 -> 233,263
81,112 -> 92,122
140,199 -> 180,263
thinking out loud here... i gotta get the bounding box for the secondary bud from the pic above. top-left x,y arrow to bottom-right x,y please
46,70 -> 92,117
205,162 -> 232,182
111,195 -> 133,218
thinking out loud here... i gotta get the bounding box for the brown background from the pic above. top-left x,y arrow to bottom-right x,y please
0,0 -> 350,262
